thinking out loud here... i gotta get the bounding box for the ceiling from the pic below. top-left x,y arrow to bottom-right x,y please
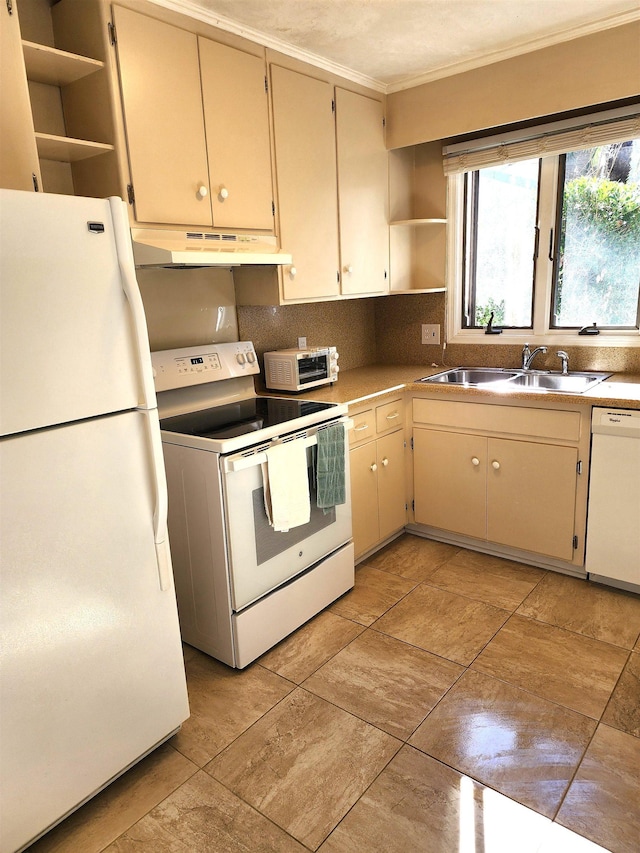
161,0 -> 640,91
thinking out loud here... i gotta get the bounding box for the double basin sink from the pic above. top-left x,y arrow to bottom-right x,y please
418,367 -> 611,394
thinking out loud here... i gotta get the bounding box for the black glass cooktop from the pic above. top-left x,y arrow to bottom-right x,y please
160,396 -> 337,440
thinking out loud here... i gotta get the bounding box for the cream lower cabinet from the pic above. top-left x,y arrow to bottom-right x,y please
412,398 -> 588,564
113,5 -> 273,229
349,399 -> 407,559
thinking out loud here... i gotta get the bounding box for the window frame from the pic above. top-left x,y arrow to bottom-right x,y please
447,154 -> 640,347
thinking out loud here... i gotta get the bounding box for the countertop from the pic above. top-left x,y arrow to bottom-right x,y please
259,364 -> 640,410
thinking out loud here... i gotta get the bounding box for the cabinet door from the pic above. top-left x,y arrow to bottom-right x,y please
377,431 -> 406,541
487,438 -> 577,561
350,441 -> 380,557
113,6 -> 211,225
413,428 -> 486,540
199,38 -> 273,230
270,65 -> 340,300
0,3 -> 41,191
335,88 -> 389,295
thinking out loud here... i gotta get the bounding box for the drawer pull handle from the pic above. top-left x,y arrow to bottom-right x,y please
381,458 -> 389,466
471,457 -> 480,466
354,423 -> 369,432
492,460 -> 501,470
370,463 -> 378,472
386,412 -> 400,420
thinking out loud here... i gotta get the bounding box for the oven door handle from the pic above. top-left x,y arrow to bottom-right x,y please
225,418 -> 353,473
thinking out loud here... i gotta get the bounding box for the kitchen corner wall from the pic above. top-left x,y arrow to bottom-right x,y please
238,293 -> 640,375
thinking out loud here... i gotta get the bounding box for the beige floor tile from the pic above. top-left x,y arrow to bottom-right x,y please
428,549 -> 546,610
409,669 -> 596,818
171,647 -> 294,767
517,572 -> 640,648
258,610 -> 364,683
601,651 -> 640,738
105,770 -> 306,852
328,564 -> 417,626
374,583 -> 510,665
472,615 -> 628,719
319,745 -> 559,853
27,744 -> 197,853
365,533 -> 460,581
557,724 -> 640,853
206,688 -> 401,850
303,630 -> 463,739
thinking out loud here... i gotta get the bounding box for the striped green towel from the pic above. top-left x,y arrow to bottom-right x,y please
316,423 -> 346,508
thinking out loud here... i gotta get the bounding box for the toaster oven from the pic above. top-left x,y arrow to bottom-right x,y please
263,347 -> 339,392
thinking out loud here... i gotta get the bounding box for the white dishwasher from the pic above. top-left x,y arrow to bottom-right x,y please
585,407 -> 640,592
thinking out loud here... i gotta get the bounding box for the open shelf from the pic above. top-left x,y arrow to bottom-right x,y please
22,41 -> 103,86
390,218 -> 447,226
35,133 -> 114,163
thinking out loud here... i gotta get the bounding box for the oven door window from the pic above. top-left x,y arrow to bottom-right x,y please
223,443 -> 352,611
297,354 -> 328,385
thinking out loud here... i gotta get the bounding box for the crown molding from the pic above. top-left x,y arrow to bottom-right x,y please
386,10 -> 640,94
146,1 -> 639,96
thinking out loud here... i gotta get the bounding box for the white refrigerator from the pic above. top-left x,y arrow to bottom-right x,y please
0,189 -> 189,853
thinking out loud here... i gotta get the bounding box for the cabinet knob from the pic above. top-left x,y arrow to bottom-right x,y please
288,266 -> 297,278
344,264 -> 353,274
471,457 -> 480,466
219,186 -> 229,200
381,458 -> 389,466
492,460 -> 501,470
197,185 -> 208,198
370,463 -> 378,472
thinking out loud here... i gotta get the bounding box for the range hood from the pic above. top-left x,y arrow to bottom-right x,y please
131,228 -> 292,267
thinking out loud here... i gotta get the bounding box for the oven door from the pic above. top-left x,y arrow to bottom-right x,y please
221,419 -> 352,611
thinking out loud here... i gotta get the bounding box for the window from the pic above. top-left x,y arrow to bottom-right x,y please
552,141 -> 640,329
446,110 -> 640,343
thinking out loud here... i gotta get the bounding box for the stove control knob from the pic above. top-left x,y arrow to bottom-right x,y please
236,353 -> 246,365
246,351 -> 256,364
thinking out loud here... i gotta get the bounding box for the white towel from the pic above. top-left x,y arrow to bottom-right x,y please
262,440 -> 310,532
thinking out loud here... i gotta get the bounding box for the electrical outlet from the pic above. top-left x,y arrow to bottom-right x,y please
297,336 -> 307,349
421,324 -> 441,345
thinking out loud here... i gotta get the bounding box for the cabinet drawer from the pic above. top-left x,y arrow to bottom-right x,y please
412,398 -> 581,442
376,399 -> 404,434
349,408 -> 375,446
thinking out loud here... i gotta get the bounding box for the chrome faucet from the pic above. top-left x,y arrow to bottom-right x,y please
521,343 -> 548,370
557,350 -> 569,374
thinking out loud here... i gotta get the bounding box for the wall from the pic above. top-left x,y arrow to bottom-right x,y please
237,298 -> 377,373
373,294 -> 640,374
386,21 -> 640,149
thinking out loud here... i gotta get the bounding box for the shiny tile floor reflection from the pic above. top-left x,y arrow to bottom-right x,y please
27,535 -> 640,853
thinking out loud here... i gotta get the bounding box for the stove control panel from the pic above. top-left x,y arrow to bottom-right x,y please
151,342 -> 260,392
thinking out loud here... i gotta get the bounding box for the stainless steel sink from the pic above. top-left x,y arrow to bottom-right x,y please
417,366 -> 611,393
510,371 -> 611,393
417,367 -> 522,386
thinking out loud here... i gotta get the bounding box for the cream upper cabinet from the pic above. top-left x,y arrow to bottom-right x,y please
113,6 -> 273,231
113,6 -> 210,226
270,65 -> 340,300
1,2 -> 41,191
198,37 -> 273,230
335,88 -> 389,296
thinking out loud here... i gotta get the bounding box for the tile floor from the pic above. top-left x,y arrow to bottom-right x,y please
27,535 -> 640,853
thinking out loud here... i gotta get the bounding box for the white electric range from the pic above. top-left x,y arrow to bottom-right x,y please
152,342 -> 354,668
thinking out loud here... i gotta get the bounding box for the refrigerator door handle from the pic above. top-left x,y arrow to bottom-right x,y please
142,408 -> 172,591
108,197 -> 157,410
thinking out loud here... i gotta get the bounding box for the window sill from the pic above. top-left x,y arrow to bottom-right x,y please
448,329 -> 640,347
